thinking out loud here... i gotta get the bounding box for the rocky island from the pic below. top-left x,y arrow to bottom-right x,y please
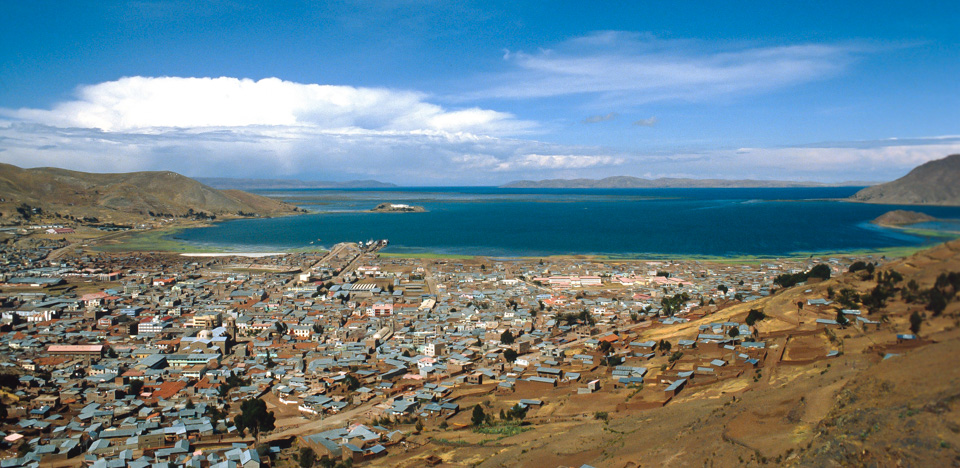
872,210 -> 937,227
370,202 -> 426,212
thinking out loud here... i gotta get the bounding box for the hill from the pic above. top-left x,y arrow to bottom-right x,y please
0,163 -> 301,222
872,209 -> 937,226
371,240 -> 960,467
850,154 -> 960,205
501,176 -> 870,189
195,177 -> 396,190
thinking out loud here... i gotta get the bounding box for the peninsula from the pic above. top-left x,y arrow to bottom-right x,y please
851,154 -> 960,206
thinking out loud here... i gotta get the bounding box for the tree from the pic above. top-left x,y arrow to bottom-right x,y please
727,327 -> 740,338
848,261 -> 869,273
471,404 -> 485,427
718,284 -> 728,294
909,311 -> 923,335
837,288 -> 861,310
926,288 -> 948,316
205,404 -> 227,422
808,264 -> 831,280
658,339 -> 672,354
507,403 -> 528,421
128,379 -> 144,396
835,309 -> 849,327
500,330 -> 515,345
415,420 -> 424,434
745,309 -> 766,326
234,398 -> 276,442
299,447 -> 317,468
503,349 -> 518,363
343,374 -> 361,391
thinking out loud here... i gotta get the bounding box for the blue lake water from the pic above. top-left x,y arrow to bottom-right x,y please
170,187 -> 960,257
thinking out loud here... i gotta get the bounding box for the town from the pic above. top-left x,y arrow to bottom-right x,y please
0,222 -> 925,468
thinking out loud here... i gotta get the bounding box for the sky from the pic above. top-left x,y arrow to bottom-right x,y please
0,0 -> 958,185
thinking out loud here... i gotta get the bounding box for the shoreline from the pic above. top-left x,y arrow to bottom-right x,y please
180,252 -> 288,257
95,227 -> 942,263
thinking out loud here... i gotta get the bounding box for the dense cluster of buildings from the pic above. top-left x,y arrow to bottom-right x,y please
0,233 -> 867,466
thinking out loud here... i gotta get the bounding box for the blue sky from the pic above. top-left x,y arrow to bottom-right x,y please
1,0 -> 958,184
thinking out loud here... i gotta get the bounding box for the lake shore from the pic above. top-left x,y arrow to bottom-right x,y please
94,224 -> 943,263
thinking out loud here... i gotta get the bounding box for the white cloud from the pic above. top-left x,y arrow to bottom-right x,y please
1,76 -> 613,184
506,154 -> 624,170
5,76 -> 535,135
633,116 -> 657,127
452,153 -> 623,172
474,31 -> 864,105
637,137 -> 960,182
582,112 -> 618,124
0,75 -> 955,185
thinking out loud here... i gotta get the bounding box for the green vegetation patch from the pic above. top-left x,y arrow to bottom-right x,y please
474,422 -> 529,437
94,228 -> 222,253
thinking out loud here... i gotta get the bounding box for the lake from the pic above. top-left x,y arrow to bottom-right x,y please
169,187 -> 960,257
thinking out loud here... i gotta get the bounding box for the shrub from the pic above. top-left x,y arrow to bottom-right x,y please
745,309 -> 766,326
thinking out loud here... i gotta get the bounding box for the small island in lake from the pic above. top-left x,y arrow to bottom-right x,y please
370,202 -> 426,213
871,210 -> 937,227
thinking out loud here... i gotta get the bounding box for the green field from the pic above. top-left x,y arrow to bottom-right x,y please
94,227 -> 222,253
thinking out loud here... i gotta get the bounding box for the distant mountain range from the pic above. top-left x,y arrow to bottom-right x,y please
501,176 -> 874,189
850,154 -> 960,206
196,177 -> 397,190
0,163 -> 300,222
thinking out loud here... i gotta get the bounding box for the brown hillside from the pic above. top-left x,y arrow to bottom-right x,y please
851,154 -> 960,206
0,163 -> 299,221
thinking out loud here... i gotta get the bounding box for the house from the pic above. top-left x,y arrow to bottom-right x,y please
536,367 -> 563,379
664,378 -> 686,396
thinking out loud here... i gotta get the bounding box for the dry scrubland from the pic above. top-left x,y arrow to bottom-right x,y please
341,241 -> 960,467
